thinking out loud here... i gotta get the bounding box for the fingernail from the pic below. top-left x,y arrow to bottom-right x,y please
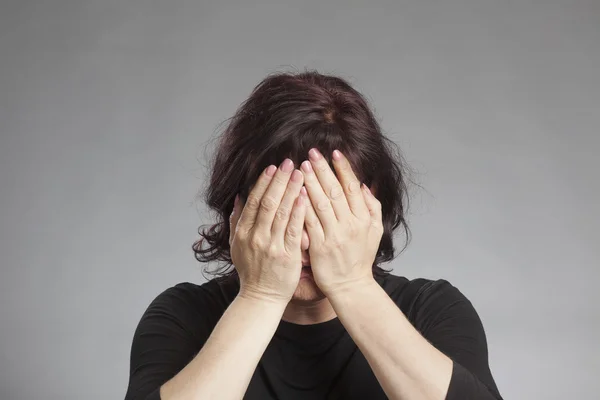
362,183 -> 371,194
301,160 -> 313,173
332,149 -> 342,160
291,169 -> 302,182
280,158 -> 294,172
308,148 -> 322,161
301,186 -> 308,196
266,165 -> 277,176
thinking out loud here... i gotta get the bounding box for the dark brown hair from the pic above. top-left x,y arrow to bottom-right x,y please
193,69 -> 413,280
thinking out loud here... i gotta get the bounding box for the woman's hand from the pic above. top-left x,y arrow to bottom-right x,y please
300,148 -> 383,297
229,159 -> 308,304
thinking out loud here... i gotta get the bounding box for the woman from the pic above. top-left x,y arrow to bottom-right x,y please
125,71 -> 503,399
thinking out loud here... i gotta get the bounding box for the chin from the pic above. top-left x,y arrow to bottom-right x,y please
291,279 -> 326,303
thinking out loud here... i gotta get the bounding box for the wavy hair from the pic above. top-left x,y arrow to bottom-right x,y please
193,70 -> 413,280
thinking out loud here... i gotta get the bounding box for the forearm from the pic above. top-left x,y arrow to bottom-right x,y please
328,280 -> 453,400
160,294 -> 286,400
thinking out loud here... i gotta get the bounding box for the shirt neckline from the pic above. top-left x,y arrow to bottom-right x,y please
275,315 -> 345,343
274,272 -> 389,342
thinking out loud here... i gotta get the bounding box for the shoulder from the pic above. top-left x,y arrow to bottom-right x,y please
152,277 -> 239,310
377,273 -> 468,303
377,273 -> 474,327
139,277 -> 240,338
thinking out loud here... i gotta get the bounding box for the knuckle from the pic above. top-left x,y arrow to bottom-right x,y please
274,206 -> 291,221
232,226 -> 244,240
272,174 -> 289,187
328,235 -> 343,248
246,196 -> 261,209
289,207 -> 302,221
316,162 -> 329,172
286,224 -> 300,239
304,213 -> 317,226
347,180 -> 361,194
249,234 -> 264,250
316,199 -> 331,211
329,184 -> 344,199
267,243 -> 281,257
260,196 -> 278,212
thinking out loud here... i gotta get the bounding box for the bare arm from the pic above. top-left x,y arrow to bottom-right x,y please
328,280 -> 452,400
159,294 -> 286,400
328,280 -> 503,400
125,160 -> 308,400
297,148 -> 502,400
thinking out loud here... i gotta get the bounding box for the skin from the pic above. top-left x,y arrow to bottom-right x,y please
160,149 -> 454,400
238,152 -> 377,325
294,149 -> 454,399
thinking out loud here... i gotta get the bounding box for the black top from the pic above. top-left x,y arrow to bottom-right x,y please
124,273 -> 503,399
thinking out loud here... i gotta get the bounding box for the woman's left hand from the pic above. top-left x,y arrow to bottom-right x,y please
300,148 -> 384,297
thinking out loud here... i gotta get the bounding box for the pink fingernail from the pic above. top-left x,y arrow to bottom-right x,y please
301,160 -> 313,173
266,165 -> 277,176
308,148 -> 322,161
291,169 -> 302,182
280,158 -> 294,172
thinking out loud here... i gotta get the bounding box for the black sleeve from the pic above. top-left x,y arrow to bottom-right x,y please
124,284 -> 208,400
414,279 -> 503,400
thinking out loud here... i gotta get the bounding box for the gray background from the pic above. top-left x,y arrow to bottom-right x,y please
1,1 -> 598,399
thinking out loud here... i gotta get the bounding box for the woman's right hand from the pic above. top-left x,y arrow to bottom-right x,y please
229,158 -> 308,304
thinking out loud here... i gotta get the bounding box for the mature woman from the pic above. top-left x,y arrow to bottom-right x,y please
125,71 -> 503,400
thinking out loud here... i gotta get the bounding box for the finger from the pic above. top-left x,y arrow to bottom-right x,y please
254,158 -> 296,236
307,148 -> 351,222
332,149 -> 370,218
301,157 -> 338,236
283,188 -> 308,254
271,169 -> 304,239
362,183 -> 383,226
302,186 -> 325,245
237,165 -> 277,233
229,194 -> 241,246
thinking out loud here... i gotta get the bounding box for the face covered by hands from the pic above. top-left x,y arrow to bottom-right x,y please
299,148 -> 384,297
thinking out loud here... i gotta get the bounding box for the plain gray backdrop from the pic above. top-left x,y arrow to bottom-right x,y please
1,1 -> 599,399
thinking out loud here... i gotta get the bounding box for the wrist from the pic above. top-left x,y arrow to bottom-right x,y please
232,293 -> 288,327
324,276 -> 379,303
237,288 -> 291,308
